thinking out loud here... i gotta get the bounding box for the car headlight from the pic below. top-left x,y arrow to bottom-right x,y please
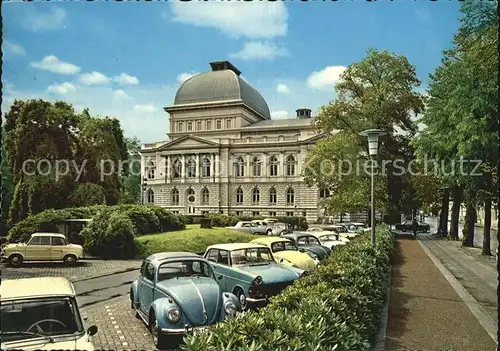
166,307 -> 180,322
252,276 -> 263,286
224,300 -> 237,315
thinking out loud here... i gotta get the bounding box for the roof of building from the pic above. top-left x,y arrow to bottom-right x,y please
241,118 -> 315,130
173,61 -> 271,120
1,277 -> 75,300
206,243 -> 268,251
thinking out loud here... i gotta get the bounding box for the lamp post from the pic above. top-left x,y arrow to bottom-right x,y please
359,129 -> 386,246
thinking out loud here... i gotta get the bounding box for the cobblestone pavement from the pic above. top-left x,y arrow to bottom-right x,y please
1,259 -> 142,282
82,296 -> 168,351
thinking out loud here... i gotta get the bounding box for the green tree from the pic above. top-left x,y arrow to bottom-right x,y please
304,49 -> 425,221
69,183 -> 107,207
120,137 -> 141,204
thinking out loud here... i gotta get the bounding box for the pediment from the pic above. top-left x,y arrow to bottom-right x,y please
155,134 -> 219,150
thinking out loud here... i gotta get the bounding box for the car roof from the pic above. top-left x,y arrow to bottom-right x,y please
206,243 -> 268,251
284,232 -> 316,238
147,252 -> 201,263
251,237 -> 292,245
31,232 -> 66,237
1,277 -> 75,300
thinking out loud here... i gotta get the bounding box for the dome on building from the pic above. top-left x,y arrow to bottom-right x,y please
173,61 -> 271,119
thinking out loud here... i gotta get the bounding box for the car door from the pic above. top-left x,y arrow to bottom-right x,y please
25,236 -> 51,261
206,249 -> 229,291
138,261 -> 155,317
50,236 -> 67,260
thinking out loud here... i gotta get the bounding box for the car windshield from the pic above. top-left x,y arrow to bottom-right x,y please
230,248 -> 274,265
157,260 -> 214,281
298,236 -> 321,245
319,234 -> 339,241
0,297 -> 83,342
271,241 -> 297,252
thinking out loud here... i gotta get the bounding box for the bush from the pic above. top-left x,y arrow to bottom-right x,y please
82,210 -> 137,259
203,214 -> 308,230
182,226 -> 395,351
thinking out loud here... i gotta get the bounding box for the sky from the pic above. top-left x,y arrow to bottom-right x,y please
2,1 -> 462,144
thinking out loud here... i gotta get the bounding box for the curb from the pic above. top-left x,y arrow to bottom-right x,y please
72,267 -> 139,283
371,265 -> 393,351
417,239 -> 497,343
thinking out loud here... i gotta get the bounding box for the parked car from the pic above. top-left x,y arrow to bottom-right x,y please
342,222 -> 370,233
268,222 -> 293,236
1,277 -> 98,351
130,252 -> 239,348
251,220 -> 277,235
250,237 -> 319,271
1,233 -> 84,266
395,220 -> 430,233
280,232 -> 332,261
263,218 -> 278,224
323,225 -> 359,239
203,243 -> 305,310
226,221 -> 268,235
307,231 -> 348,250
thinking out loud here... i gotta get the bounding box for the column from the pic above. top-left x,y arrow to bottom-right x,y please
245,153 -> 251,179
197,153 -> 201,179
210,153 -> 215,180
215,154 -> 220,179
181,155 -> 186,179
166,155 -> 171,182
262,152 -> 267,177
279,152 -> 284,177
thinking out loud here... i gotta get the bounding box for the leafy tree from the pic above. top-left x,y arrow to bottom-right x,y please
120,137 -> 141,204
69,183 -> 107,207
304,49 -> 425,221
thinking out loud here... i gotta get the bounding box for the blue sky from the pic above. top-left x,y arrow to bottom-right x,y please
2,1 -> 462,143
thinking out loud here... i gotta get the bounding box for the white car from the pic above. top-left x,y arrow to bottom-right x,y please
307,231 -> 348,250
1,277 -> 98,350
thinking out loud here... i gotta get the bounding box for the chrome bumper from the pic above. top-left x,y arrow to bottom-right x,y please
246,297 -> 268,303
160,325 -> 210,335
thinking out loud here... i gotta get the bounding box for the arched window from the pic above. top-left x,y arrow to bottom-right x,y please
172,158 -> 182,178
186,158 -> 196,178
171,188 -> 179,205
147,189 -> 154,204
286,187 -> 295,204
201,156 -> 211,177
252,156 -> 261,177
286,155 -> 296,176
252,188 -> 260,203
187,121 -> 193,131
269,187 -> 277,204
147,161 -> 155,179
235,157 -> 245,177
201,188 -> 209,205
269,155 -> 278,176
236,187 -> 243,204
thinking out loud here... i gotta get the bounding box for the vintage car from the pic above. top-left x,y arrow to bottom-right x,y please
1,277 -> 98,351
250,237 -> 319,271
323,225 -> 360,239
342,222 -> 370,233
280,232 -> 332,261
226,221 -> 268,235
395,220 -> 431,233
130,252 -> 239,348
203,243 -> 305,310
307,231 -> 349,250
1,233 -> 84,266
268,222 -> 293,236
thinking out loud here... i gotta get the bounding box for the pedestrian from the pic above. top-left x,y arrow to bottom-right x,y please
411,219 -> 419,239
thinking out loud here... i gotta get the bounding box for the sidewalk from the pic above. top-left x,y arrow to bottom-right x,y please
385,235 -> 496,351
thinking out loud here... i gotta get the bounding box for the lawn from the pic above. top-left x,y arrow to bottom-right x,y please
135,224 -> 265,257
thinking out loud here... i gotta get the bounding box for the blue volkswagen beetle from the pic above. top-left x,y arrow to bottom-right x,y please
130,252 -> 239,349
203,243 -> 306,310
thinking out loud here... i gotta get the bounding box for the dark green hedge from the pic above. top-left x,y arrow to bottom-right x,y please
182,226 -> 395,351
204,214 -> 308,230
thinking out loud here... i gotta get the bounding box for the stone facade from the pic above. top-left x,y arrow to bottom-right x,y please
140,61 -> 327,222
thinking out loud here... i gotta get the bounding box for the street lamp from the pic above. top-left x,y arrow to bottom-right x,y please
359,129 -> 386,246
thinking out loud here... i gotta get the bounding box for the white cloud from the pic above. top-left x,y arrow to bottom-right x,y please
22,7 -> 67,31
176,72 -> 197,83
30,55 -> 81,75
113,89 -> 132,100
230,41 -> 288,61
306,65 -> 347,91
276,83 -> 289,94
134,104 -> 157,112
79,71 -> 110,85
271,110 -> 289,119
169,2 -> 288,39
47,82 -> 77,95
114,73 -> 139,85
3,41 -> 26,56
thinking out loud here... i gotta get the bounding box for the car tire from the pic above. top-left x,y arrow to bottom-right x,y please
63,254 -> 77,265
150,311 -> 165,349
234,288 -> 248,311
9,254 -> 23,267
266,229 -> 272,236
130,292 -> 140,318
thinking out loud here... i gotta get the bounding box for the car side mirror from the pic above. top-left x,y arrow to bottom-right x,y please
87,325 -> 98,336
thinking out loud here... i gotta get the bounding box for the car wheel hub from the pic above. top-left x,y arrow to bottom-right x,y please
239,293 -> 246,306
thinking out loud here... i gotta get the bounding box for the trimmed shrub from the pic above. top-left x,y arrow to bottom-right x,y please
146,205 -> 187,232
82,210 -> 137,259
182,226 -> 395,351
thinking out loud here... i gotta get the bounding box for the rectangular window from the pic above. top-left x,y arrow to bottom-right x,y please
269,211 -> 276,216
177,122 -> 183,132
201,211 -> 209,215
286,212 -> 294,217
196,121 -> 202,131
216,120 -> 222,129
252,211 -> 260,217
235,211 -> 242,216
226,119 -> 232,129
206,120 -> 212,130
187,122 -> 193,131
